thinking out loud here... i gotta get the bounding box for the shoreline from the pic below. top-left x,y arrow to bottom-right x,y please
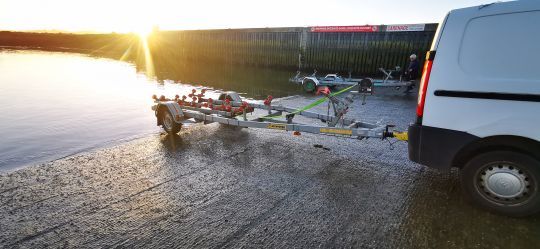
0,131 -> 159,175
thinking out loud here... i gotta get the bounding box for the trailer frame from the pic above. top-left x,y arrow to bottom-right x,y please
151,89 -> 406,141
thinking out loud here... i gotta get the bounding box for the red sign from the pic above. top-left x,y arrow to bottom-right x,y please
310,25 -> 379,33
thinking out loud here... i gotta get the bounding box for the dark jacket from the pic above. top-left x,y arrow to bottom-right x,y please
407,59 -> 419,80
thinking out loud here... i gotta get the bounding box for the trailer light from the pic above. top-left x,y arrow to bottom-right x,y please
416,51 -> 436,122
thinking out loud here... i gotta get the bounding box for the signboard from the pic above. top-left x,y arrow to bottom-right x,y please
310,25 -> 379,33
319,128 -> 353,136
267,123 -> 287,130
386,24 -> 425,32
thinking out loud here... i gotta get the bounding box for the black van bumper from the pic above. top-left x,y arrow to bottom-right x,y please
408,124 -> 478,169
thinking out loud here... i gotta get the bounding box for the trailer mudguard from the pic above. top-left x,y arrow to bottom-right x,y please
153,101 -> 184,125
302,77 -> 320,86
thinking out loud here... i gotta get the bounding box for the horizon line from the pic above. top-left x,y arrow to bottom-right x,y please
0,22 -> 440,35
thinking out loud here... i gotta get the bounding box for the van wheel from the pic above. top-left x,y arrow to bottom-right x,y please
161,110 -> 182,134
303,80 -> 317,93
460,151 -> 540,217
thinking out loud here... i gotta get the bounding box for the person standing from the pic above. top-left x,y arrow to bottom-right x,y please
404,54 -> 419,93
406,54 -> 419,80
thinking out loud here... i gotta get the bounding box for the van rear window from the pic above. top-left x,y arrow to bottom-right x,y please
459,11 -> 540,81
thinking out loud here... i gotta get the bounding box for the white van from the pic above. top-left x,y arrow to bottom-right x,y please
408,0 -> 540,217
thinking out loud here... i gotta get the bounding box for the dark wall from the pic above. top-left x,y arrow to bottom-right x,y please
303,27 -> 437,75
148,28 -> 302,70
148,24 -> 437,76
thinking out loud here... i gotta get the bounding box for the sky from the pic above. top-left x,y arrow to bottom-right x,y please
0,0 -> 496,33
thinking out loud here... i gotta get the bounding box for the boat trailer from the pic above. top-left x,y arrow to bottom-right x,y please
151,88 -> 408,142
289,67 -> 415,93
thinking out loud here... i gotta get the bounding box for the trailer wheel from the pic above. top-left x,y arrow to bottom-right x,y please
460,151 -> 540,217
303,80 -> 317,93
161,110 -> 182,134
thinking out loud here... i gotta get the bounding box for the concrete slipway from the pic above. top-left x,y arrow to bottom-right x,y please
1,93 -> 538,248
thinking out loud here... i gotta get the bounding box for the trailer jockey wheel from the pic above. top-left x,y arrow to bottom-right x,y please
303,79 -> 317,93
161,110 -> 182,134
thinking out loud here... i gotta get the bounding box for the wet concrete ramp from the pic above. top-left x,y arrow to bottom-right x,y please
1,95 -> 539,248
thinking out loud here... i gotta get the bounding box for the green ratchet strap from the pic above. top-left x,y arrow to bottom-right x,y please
263,84 -> 356,119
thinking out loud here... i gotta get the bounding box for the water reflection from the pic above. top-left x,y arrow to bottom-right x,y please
0,49 -> 299,171
147,56 -> 301,99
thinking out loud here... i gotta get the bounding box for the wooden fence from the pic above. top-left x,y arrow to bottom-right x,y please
149,24 -> 437,76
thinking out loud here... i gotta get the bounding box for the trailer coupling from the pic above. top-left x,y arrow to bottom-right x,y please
383,125 -> 408,141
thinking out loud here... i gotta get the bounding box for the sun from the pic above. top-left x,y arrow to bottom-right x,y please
136,26 -> 153,39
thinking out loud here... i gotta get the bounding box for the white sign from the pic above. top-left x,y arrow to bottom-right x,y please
386,24 -> 426,32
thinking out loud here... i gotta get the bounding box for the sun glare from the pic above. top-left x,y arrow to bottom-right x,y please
136,27 -> 153,39
137,28 -> 155,78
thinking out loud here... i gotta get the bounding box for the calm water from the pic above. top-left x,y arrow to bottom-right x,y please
0,49 -> 301,171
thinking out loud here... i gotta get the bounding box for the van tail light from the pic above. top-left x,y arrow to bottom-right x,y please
416,51 -> 436,123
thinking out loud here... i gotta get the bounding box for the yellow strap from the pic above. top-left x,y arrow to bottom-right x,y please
393,131 -> 408,141
262,84 -> 356,119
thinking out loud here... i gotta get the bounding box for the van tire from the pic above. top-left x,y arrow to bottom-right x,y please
460,151 -> 540,217
161,110 -> 182,134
